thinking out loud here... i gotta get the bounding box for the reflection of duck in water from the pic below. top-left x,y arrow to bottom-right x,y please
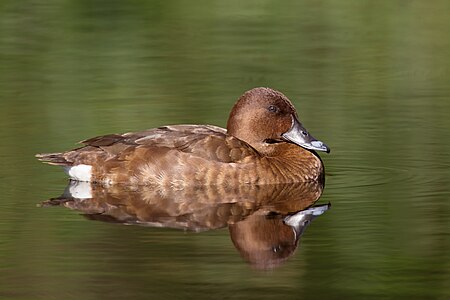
42,180 -> 330,269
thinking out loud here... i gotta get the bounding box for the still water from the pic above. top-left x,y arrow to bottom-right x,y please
0,1 -> 449,299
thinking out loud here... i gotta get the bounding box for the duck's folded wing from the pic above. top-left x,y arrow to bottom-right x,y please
77,125 -> 258,164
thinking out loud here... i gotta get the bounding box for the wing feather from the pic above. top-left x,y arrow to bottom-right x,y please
39,125 -> 257,166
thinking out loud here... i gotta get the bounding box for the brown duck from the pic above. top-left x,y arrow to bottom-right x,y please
36,87 -> 330,186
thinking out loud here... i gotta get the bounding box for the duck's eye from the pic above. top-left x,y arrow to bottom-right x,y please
272,245 -> 282,253
268,105 -> 279,113
301,131 -> 308,136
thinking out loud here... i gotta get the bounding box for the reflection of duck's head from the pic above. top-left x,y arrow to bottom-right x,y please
229,204 -> 330,270
229,212 -> 296,269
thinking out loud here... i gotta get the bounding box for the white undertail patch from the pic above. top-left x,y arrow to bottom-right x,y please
64,164 -> 92,182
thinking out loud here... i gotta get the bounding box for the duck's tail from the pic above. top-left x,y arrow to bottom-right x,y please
35,152 -> 71,166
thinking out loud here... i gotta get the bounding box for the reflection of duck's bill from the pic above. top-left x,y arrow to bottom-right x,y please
282,115 -> 330,153
283,203 -> 331,237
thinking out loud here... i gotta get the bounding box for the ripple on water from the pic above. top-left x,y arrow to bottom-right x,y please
325,156 -> 412,190
320,153 -> 437,189
323,149 -> 449,204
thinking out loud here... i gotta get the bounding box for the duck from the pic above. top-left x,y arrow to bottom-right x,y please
36,87 -> 330,186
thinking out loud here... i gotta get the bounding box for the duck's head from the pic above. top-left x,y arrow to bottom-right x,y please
227,87 -> 330,155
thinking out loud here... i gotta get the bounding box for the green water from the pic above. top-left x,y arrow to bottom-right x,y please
1,1 -> 449,299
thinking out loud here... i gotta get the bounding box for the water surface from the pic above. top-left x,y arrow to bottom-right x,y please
0,1 -> 449,299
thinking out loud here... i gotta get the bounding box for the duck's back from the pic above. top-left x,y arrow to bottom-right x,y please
37,125 -> 260,186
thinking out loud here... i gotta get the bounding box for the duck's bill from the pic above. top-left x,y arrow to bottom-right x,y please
282,116 -> 330,153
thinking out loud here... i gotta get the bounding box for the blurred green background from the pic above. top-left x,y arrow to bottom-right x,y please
0,1 -> 449,299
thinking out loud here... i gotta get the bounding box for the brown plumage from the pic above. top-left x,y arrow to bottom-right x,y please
36,87 -> 330,186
